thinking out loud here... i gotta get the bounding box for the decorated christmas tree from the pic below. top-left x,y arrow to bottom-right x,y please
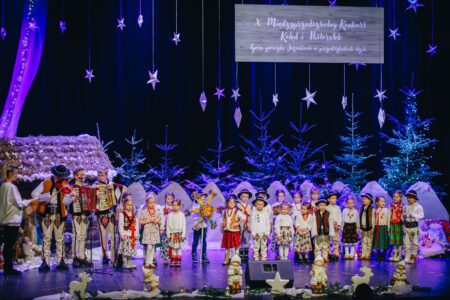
114,130 -> 153,189
240,93 -> 287,189
380,74 -> 440,193
148,125 -> 187,192
334,95 -> 374,194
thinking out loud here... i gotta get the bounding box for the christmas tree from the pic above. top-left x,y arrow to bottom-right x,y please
334,95 -> 374,194
380,74 -> 440,193
240,94 -> 287,189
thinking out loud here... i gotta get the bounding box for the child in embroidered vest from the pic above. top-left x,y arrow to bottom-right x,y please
293,202 -> 314,263
237,190 -> 252,261
359,193 -> 374,260
251,197 -> 271,261
341,197 -> 359,259
372,196 -> 390,261
221,194 -> 246,265
140,192 -> 162,269
275,203 -> 294,260
313,199 -> 334,262
402,190 -> 424,264
118,196 -> 139,269
389,190 -> 405,262
160,192 -> 174,265
166,200 -> 186,267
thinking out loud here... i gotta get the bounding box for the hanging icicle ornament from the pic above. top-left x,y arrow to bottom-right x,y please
146,0 -> 159,90
137,0 -> 143,28
378,108 -> 385,128
1,0 -> 6,40
84,0 -> 94,83
214,0 -> 225,100
341,64 -> 347,110
427,0 -> 438,56
198,0 -> 207,111
117,0 -> 126,31
301,64 -> 317,109
172,0 -> 181,45
272,63 -> 279,107
388,1 -> 400,40
405,0 -> 424,14
59,0 -> 66,33
376,65 -> 386,128
234,107 -> 242,128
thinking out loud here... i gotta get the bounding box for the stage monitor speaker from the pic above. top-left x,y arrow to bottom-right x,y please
245,260 -> 294,289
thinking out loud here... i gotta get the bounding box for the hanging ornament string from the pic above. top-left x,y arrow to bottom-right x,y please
232,0 -> 243,127
147,0 -> 159,90
199,0 -> 207,112
214,0 -> 224,100
84,0 -> 94,83
1,0 -> 6,40
117,0 -> 126,31
59,0 -> 66,33
272,63 -> 278,107
172,0 -> 180,45
426,0 -> 437,55
388,0 -> 399,40
376,64 -> 386,128
137,0 -> 143,28
301,63 -> 317,109
341,64 -> 347,110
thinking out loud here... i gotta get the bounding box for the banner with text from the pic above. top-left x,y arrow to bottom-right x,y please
235,5 -> 384,64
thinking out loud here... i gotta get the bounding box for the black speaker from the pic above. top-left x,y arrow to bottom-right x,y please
245,260 -> 294,289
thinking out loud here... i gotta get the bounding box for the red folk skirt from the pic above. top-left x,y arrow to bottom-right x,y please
221,231 -> 242,249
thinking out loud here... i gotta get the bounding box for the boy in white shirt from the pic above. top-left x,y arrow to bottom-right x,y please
251,196 -> 271,261
325,192 -> 341,260
402,190 -> 424,264
237,190 -> 252,261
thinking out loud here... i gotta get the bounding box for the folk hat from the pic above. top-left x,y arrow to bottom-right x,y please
316,199 -> 329,206
360,193 -> 373,203
238,189 -> 253,199
50,165 -> 70,178
326,191 -> 341,199
255,189 -> 269,199
252,196 -> 268,207
405,190 -> 419,200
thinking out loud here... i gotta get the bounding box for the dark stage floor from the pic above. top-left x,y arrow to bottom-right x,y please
1,250 -> 450,299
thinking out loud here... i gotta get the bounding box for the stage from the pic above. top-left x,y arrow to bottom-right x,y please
1,250 -> 449,299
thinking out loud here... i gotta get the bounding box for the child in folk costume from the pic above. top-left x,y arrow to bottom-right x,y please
389,190 -> 405,262
118,195 -> 139,269
140,192 -> 162,269
160,192 -> 174,265
70,168 -> 92,268
310,187 -> 320,214
341,197 -> 360,260
251,197 -> 271,261
359,193 -> 374,260
312,199 -> 334,262
190,193 -> 210,263
271,190 -> 288,260
326,191 -> 342,260
166,200 -> 186,267
221,194 -> 246,265
293,202 -> 314,263
402,190 -> 424,264
275,203 -> 294,260
31,165 -> 75,272
237,190 -> 252,261
291,191 -> 304,262
255,189 -> 274,222
372,196 -> 390,261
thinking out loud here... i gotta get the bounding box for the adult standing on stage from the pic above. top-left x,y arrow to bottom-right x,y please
0,164 -> 39,276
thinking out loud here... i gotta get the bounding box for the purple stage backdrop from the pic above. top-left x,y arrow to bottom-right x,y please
0,0 -> 47,138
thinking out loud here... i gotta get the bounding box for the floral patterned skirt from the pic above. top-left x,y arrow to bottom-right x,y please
342,223 -> 359,244
221,231 -> 242,249
160,232 -> 171,260
169,232 -> 185,249
294,231 -> 312,253
277,226 -> 293,246
389,223 -> 403,245
118,236 -> 137,257
372,225 -> 389,250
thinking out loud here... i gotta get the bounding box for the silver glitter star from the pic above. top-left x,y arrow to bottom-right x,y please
426,44 -> 438,56
388,28 -> 400,40
214,87 -> 225,100
405,0 -> 424,13
301,88 -> 317,109
117,18 -> 126,31
374,89 -> 388,103
59,21 -> 66,33
147,70 -> 160,90
231,88 -> 241,102
272,93 -> 279,107
84,69 -> 95,83
172,32 -> 181,45
341,95 -> 347,110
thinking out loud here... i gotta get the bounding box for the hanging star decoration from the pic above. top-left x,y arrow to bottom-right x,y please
405,0 -> 424,14
348,63 -> 367,71
272,93 -> 279,107
29,22 -> 39,30
266,272 -> 289,295
147,70 -> 160,90
328,0 -> 337,7
117,18 -> 126,31
301,88 -> 317,109
137,14 -> 143,28
199,91 -> 207,112
341,95 -> 347,110
231,88 -> 241,102
378,107 -> 385,128
84,69 -> 95,83
214,87 -> 225,100
187,191 -> 219,229
374,89 -> 388,103
59,20 -> 66,33
1,27 -> 6,40
172,32 -> 181,45
426,44 -> 438,56
388,28 -> 400,40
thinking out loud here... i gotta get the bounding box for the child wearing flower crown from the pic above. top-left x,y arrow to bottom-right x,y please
118,194 -> 139,269
389,190 -> 404,262
221,194 -> 246,265
166,199 -> 186,267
